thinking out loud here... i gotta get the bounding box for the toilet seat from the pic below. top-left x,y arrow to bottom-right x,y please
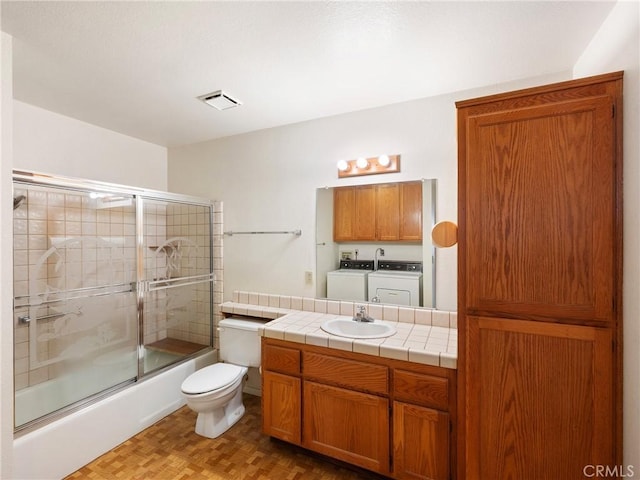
181,363 -> 245,395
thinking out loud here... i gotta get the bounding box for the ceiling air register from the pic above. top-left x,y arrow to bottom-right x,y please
198,90 -> 242,111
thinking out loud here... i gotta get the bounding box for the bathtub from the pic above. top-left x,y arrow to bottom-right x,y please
15,347 -> 184,428
13,350 -> 216,480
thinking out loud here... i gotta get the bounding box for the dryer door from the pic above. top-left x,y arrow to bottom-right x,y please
371,287 -> 412,306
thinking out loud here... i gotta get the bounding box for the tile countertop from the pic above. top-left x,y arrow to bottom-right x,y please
259,310 -> 457,370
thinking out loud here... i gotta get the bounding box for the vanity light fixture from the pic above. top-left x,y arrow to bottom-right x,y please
337,154 -> 401,178
197,90 -> 243,111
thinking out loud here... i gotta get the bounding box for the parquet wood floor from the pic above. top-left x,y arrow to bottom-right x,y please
65,394 -> 386,480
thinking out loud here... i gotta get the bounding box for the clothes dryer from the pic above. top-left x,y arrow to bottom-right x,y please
367,261 -> 423,307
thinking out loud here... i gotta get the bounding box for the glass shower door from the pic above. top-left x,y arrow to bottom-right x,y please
140,198 -> 213,374
13,184 -> 138,428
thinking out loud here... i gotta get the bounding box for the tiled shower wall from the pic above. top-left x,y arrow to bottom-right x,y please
13,186 -> 221,390
13,187 -> 139,390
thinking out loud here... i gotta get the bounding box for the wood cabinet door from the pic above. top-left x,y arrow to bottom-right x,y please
400,181 -> 423,241
376,183 -> 400,241
303,381 -> 390,475
464,316 -> 614,480
354,185 -> 377,240
262,371 -> 301,444
460,92 -> 618,324
333,186 -> 376,241
333,187 -> 355,242
393,402 -> 450,480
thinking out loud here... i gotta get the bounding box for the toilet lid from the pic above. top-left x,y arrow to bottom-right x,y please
181,363 -> 244,395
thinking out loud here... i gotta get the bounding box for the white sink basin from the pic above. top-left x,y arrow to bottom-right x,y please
320,318 -> 397,339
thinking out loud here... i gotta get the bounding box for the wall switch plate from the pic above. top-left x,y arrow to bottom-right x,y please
305,271 -> 313,284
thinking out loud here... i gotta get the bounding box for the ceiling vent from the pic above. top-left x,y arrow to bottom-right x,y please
198,90 -> 242,111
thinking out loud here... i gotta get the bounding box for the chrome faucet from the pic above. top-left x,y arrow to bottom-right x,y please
374,247 -> 384,270
353,305 -> 374,323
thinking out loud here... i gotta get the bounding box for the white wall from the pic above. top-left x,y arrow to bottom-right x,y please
1,31 -> 15,480
168,72 -> 568,312
574,1 -> 640,471
13,101 -> 168,190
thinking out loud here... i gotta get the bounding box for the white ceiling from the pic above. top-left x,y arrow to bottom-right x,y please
1,1 -> 615,148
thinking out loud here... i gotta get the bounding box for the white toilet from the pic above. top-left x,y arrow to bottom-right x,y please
181,317 -> 262,438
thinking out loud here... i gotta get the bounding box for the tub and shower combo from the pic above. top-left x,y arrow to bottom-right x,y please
11,170 -> 221,479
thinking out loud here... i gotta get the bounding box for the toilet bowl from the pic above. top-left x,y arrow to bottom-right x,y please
181,317 -> 262,438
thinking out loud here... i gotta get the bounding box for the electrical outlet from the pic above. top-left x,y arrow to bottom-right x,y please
305,271 -> 313,285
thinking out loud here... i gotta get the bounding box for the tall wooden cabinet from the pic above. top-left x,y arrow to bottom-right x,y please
457,72 -> 623,479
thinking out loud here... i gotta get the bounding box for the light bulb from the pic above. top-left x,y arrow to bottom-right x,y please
337,160 -> 349,172
378,154 -> 390,167
356,157 -> 369,169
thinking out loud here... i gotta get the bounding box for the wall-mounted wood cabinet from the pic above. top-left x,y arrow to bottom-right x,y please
333,181 -> 422,242
333,184 -> 376,241
457,72 -> 623,479
262,337 -> 456,479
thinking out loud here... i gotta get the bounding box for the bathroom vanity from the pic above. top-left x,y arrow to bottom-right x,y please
262,335 -> 456,479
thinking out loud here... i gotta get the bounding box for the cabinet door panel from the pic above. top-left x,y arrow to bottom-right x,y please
376,183 -> 400,241
463,96 -> 615,323
465,316 -> 613,479
393,402 -> 449,480
354,185 -> 377,240
262,371 -> 301,444
303,381 -> 389,474
400,182 -> 423,241
333,187 -> 356,242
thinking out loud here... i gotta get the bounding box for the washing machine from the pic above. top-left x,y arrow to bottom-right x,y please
368,261 -> 423,307
326,260 -> 374,301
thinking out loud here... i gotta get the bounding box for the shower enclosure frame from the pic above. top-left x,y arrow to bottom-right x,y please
12,169 -> 217,434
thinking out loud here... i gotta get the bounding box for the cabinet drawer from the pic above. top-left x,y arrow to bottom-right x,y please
263,344 -> 301,375
303,352 -> 388,395
393,370 -> 449,410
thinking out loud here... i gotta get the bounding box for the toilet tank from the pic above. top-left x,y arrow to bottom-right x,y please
218,317 -> 263,367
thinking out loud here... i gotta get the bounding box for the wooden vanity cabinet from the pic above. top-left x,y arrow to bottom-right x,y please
262,337 -> 456,480
302,350 -> 391,474
393,403 -> 449,480
304,381 -> 390,474
392,370 -> 453,480
333,181 -> 422,242
261,343 -> 301,444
